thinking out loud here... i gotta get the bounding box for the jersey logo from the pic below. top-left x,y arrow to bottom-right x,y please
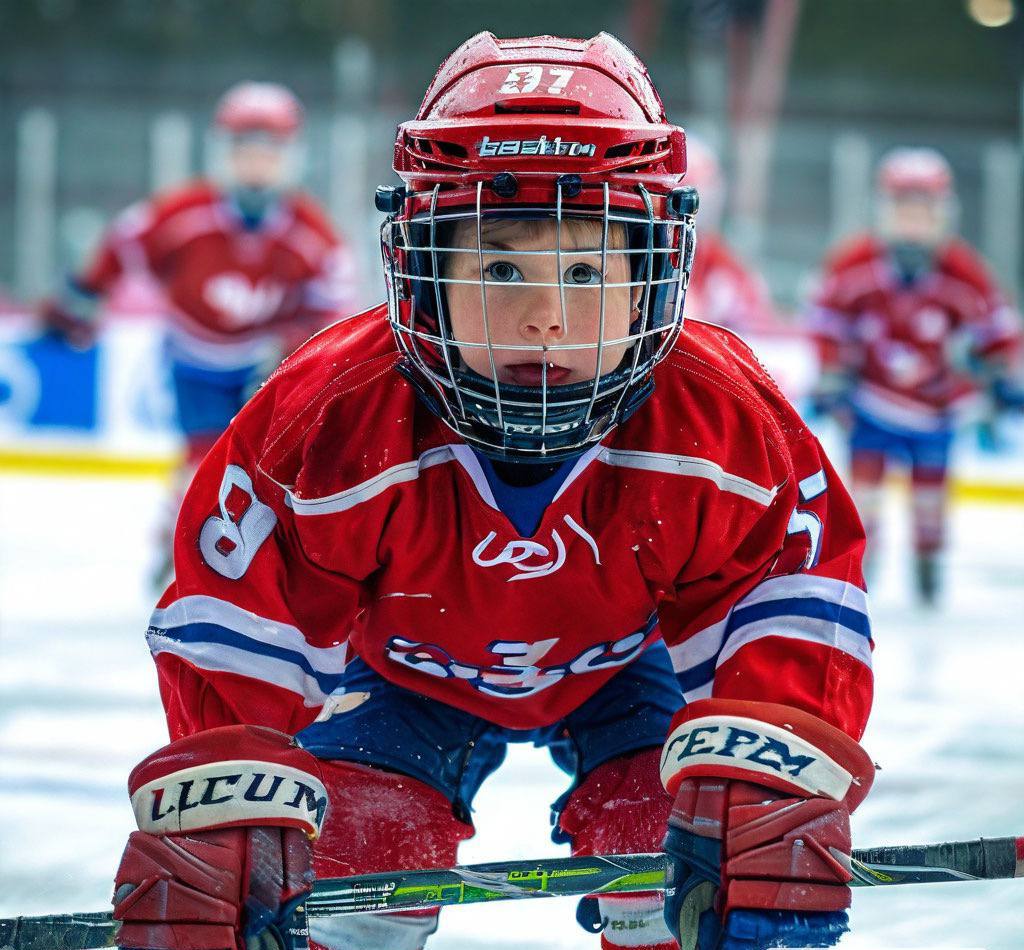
203,273 -> 286,328
471,515 -> 600,581
200,465 -> 277,579
385,622 -> 652,699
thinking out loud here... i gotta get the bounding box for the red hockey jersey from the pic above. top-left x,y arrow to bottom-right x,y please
147,307 -> 874,745
808,235 -> 1021,431
78,181 -> 358,368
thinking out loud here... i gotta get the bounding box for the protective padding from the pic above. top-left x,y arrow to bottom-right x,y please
559,747 -> 671,856
310,760 -> 474,950
313,759 -> 474,878
559,750 -> 675,949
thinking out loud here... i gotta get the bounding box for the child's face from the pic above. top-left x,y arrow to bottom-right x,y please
444,218 -> 636,386
879,193 -> 948,248
227,134 -> 293,190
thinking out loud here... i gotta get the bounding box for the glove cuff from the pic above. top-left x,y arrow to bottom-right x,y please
129,725 -> 328,838
660,699 -> 874,809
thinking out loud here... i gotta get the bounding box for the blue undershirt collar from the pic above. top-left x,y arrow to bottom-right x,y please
472,450 -> 581,538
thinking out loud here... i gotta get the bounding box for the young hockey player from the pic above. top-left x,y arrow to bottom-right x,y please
110,33 -> 874,950
43,81 -> 358,583
682,134 -> 777,337
806,147 -> 1021,602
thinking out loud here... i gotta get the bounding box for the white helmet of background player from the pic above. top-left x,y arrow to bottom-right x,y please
211,81 -> 305,222
876,148 -> 957,277
682,134 -> 724,232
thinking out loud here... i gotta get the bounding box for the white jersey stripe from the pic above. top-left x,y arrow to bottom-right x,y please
598,448 -> 780,507
146,635 -> 333,707
681,679 -> 714,704
287,443 -> 500,516
149,595 -> 347,675
731,574 -> 869,617
287,443 -> 777,519
799,469 -> 827,501
668,576 -> 869,678
716,618 -> 874,670
667,616 -> 729,674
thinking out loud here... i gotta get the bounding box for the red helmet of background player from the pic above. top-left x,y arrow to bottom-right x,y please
377,32 -> 698,461
215,82 -> 303,137
876,147 -> 953,198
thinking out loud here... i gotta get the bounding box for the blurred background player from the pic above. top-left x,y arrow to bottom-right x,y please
680,134 -> 777,337
40,81 -> 359,585
805,147 -> 1021,603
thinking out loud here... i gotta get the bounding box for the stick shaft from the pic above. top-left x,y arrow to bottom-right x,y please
2,837 -> 1019,950
848,836 -> 1023,886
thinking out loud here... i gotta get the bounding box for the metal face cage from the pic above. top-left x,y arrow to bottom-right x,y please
382,179 -> 697,462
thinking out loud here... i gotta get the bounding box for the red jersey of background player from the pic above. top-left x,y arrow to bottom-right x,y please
809,233 -> 1020,433
77,179 -> 357,369
681,134 -> 777,337
147,307 -> 873,742
687,231 -> 777,336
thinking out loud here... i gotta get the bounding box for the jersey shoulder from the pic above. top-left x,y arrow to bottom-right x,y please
147,180 -> 221,221
639,321 -> 808,492
935,239 -> 999,297
105,180 -> 217,243
675,319 -> 807,438
821,233 -> 884,275
286,192 -> 338,242
239,305 -> 410,487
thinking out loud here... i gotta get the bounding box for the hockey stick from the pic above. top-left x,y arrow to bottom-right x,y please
1,836 -> 1020,950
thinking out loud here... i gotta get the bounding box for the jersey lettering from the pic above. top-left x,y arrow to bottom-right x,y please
199,465 -> 277,579
384,625 -> 650,699
471,515 -> 600,581
787,509 -> 823,571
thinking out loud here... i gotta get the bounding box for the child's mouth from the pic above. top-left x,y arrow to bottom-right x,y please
501,362 -> 573,386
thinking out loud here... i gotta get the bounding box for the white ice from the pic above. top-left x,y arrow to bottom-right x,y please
0,469 -> 1021,949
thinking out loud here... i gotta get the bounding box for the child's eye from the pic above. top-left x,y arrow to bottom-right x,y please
484,261 -> 523,283
565,263 -> 602,285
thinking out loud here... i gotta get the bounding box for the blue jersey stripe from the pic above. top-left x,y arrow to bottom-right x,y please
148,621 -> 346,693
673,595 -> 872,692
675,655 -> 718,693
727,596 -> 872,640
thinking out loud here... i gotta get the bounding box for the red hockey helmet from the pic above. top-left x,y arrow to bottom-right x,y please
877,147 -> 953,198
215,82 -> 303,137
379,32 -> 697,461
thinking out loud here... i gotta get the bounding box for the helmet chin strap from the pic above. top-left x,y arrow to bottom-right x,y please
229,185 -> 281,230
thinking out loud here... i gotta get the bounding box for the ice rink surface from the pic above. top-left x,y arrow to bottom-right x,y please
1,468 -> 1022,949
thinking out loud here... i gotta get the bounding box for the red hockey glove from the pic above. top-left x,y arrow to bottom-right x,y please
659,699 -> 875,950
112,725 -> 328,950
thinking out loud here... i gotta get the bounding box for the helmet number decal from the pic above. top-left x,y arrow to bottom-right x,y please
199,464 -> 277,580
499,66 -> 575,96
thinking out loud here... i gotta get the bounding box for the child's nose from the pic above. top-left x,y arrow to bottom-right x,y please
518,290 -> 567,342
